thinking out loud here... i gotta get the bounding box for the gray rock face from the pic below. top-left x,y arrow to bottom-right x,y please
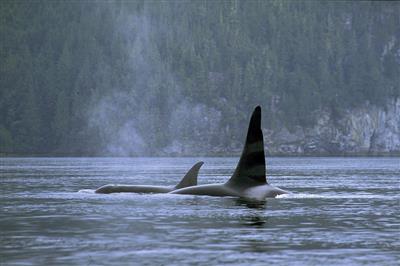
266,99 -> 400,155
160,99 -> 399,156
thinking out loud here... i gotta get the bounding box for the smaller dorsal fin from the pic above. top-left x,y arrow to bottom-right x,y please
175,161 -> 204,189
227,106 -> 267,186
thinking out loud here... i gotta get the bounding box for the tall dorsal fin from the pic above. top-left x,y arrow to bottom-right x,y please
227,106 -> 267,186
174,161 -> 204,189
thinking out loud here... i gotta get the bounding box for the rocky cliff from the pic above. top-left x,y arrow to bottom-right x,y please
265,99 -> 400,156
159,99 -> 400,156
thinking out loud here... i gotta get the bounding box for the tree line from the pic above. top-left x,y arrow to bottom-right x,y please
0,0 -> 398,155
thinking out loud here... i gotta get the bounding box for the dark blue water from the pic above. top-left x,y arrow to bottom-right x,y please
1,157 -> 399,265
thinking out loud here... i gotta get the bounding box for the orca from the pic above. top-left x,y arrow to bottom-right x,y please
170,106 -> 288,200
95,161 -> 204,194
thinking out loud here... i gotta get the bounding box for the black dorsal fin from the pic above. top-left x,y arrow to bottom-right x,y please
174,161 -> 204,189
227,106 -> 267,186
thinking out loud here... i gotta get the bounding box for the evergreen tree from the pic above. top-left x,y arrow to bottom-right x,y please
0,0 -> 398,155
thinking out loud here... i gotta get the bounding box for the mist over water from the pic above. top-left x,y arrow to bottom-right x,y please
88,13 -> 168,156
88,12 -> 224,156
89,92 -> 145,156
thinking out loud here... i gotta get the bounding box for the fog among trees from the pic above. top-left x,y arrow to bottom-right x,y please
1,1 -> 399,156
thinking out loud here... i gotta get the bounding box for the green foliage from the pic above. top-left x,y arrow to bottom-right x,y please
0,0 -> 398,155
0,125 -> 13,152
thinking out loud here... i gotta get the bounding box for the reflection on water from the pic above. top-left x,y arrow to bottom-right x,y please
235,198 -> 267,209
241,216 -> 267,227
236,198 -> 267,210
0,157 -> 399,265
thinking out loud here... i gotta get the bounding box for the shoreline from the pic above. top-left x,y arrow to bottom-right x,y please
1,152 -> 399,158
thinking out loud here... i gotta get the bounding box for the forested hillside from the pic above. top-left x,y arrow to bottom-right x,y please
1,1 -> 399,156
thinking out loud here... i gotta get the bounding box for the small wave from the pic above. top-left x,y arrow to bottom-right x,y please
277,193 -> 398,200
77,189 -> 95,194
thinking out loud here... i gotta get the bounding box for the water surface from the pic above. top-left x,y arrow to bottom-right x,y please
1,157 -> 399,265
